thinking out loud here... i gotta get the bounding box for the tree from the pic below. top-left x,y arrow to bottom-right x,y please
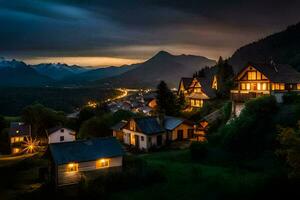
22,104 -> 66,138
277,123 -> 300,179
219,96 -> 278,157
156,81 -> 179,116
216,57 -> 234,98
177,91 -> 186,110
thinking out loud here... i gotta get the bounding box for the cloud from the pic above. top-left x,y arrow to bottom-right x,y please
1,0 -> 300,65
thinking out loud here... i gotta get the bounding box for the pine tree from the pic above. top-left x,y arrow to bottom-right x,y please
216,57 -> 234,98
156,81 -> 179,116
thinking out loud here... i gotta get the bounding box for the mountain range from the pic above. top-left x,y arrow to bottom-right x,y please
97,51 -> 216,88
0,51 -> 215,87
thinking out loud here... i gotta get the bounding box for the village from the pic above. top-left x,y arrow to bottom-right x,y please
1,59 -> 300,198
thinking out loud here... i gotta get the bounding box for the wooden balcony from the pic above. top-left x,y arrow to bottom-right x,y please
230,90 -> 270,102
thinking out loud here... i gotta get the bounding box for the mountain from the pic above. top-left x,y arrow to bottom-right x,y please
0,59 -> 53,86
229,22 -> 300,73
59,64 -> 139,85
96,51 -> 216,88
33,63 -> 89,80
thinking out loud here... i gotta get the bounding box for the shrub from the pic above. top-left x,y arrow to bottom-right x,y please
190,141 -> 208,160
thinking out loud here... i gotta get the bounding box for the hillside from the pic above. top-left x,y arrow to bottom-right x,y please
0,59 -> 53,86
229,22 -> 300,73
97,51 -> 216,88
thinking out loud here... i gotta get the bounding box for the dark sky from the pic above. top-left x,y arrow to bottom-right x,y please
1,0 -> 300,66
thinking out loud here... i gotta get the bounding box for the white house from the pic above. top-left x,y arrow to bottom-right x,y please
122,117 -> 167,151
46,127 -> 76,144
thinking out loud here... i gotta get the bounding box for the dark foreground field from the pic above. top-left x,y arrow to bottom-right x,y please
0,87 -> 120,115
1,149 -> 296,200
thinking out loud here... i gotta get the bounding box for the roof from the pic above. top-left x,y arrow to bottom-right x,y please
180,77 -> 193,90
46,126 -> 75,135
134,117 -> 165,135
9,122 -> 31,137
187,92 -> 210,100
238,62 -> 300,84
111,120 -> 127,131
196,77 -> 216,98
163,116 -> 185,131
49,137 -> 125,165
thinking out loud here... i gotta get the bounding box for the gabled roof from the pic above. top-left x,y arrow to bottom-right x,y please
9,122 -> 31,137
179,77 -> 193,90
49,137 -> 125,165
195,77 -> 216,98
46,126 -> 75,136
237,62 -> 300,83
134,117 -> 165,135
111,120 -> 127,131
163,116 -> 193,131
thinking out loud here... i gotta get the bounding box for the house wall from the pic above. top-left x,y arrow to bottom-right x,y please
56,156 -> 123,186
48,128 -> 76,144
123,129 -> 166,150
113,130 -> 124,141
170,123 -> 194,141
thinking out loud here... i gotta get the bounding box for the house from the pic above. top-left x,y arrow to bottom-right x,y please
49,137 -> 124,187
46,126 -> 76,144
122,117 -> 167,151
163,116 -> 195,141
178,71 -> 217,109
111,120 -> 127,141
231,62 -> 300,115
9,122 -> 31,154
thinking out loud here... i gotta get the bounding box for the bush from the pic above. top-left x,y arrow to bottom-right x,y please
190,141 -> 208,160
219,96 -> 278,158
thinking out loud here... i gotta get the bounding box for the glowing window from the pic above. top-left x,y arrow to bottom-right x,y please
67,163 -> 78,172
297,84 -> 300,90
130,121 -> 136,131
247,72 -> 256,80
241,83 -> 246,90
257,83 -> 261,90
262,83 -> 267,90
257,72 -> 262,80
96,159 -> 109,169
194,88 -> 201,93
12,148 -> 20,154
246,83 -> 251,90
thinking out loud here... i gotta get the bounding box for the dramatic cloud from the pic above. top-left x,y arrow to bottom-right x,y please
1,0 -> 300,66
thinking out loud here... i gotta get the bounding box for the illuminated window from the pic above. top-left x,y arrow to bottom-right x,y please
191,99 -> 203,107
262,83 -> 267,90
272,83 -> 285,90
246,83 -> 251,90
297,84 -> 300,90
12,148 -> 20,154
194,88 -> 201,93
67,163 -> 78,172
241,83 -> 246,90
96,159 -> 109,169
247,71 -> 256,80
257,83 -> 261,90
257,72 -> 262,80
130,121 -> 136,131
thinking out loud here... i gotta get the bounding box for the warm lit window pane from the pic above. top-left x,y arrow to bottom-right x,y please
96,159 -> 109,169
247,72 -> 256,80
241,83 -> 246,90
262,83 -> 267,90
297,84 -> 300,90
67,163 -> 78,172
246,83 -> 251,90
280,84 -> 285,90
257,83 -> 261,90
257,72 -> 261,80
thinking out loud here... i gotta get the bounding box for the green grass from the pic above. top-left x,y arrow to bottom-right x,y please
109,150 -> 270,200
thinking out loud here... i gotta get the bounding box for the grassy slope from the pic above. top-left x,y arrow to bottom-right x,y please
110,150 -> 270,200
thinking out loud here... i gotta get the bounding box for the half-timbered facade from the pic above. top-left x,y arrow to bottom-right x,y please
178,76 -> 217,109
231,62 -> 300,103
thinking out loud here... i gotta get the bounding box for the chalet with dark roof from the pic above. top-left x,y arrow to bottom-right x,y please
178,67 -> 218,109
231,62 -> 300,115
122,117 -> 166,150
9,122 -> 31,154
49,137 -> 124,187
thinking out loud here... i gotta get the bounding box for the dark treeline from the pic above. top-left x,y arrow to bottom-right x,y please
0,87 -> 120,115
